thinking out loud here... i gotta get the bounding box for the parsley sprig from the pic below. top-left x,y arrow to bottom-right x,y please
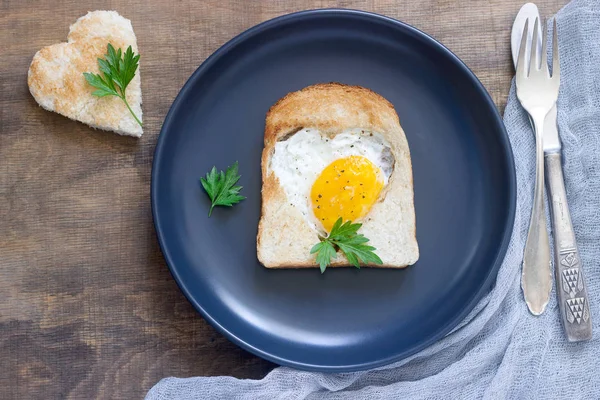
310,218 -> 383,273
83,43 -> 142,127
200,162 -> 246,216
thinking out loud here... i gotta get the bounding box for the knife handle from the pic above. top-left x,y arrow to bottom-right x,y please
545,152 -> 592,341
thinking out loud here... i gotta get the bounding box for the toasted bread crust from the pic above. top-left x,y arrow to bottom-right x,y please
28,11 -> 143,137
264,83 -> 397,144
257,83 -> 419,268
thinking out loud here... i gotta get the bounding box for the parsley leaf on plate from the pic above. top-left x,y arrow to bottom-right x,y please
200,161 -> 246,216
310,217 -> 383,273
83,43 -> 142,127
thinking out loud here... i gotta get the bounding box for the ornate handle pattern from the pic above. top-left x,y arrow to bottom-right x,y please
545,152 -> 592,342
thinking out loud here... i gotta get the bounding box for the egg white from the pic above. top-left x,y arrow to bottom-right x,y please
269,128 -> 394,231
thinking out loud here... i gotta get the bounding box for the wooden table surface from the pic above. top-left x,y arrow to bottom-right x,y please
0,0 -> 566,398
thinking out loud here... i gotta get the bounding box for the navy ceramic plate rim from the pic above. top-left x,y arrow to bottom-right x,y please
151,9 -> 516,372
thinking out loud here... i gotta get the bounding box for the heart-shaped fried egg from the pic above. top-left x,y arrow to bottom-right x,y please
269,128 -> 394,233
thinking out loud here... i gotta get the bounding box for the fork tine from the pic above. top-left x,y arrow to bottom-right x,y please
552,19 -> 560,78
531,17 -> 540,71
517,19 -> 529,78
540,19 -> 549,74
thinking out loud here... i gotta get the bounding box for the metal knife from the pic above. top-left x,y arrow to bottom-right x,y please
512,4 -> 592,340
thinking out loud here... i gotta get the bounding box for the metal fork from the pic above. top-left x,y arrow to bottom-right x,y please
516,18 -> 558,315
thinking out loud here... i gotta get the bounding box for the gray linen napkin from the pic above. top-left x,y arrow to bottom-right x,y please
147,1 -> 600,398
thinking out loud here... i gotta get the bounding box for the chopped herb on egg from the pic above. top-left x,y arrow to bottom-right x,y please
310,218 -> 383,273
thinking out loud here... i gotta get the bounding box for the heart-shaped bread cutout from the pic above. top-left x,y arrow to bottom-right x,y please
28,11 -> 143,137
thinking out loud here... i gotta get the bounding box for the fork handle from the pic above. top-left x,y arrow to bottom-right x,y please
545,152 -> 592,341
522,117 -> 552,315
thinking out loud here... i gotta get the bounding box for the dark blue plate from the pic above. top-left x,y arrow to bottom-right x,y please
152,9 -> 516,371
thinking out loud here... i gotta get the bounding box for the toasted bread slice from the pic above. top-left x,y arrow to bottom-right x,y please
28,11 -> 143,137
257,83 -> 419,268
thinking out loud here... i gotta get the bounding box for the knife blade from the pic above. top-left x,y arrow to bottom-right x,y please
511,3 -> 542,68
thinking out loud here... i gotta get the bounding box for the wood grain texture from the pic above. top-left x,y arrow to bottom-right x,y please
0,0 -> 566,398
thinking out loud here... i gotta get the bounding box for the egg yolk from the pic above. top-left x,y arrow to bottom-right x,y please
311,155 -> 384,232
